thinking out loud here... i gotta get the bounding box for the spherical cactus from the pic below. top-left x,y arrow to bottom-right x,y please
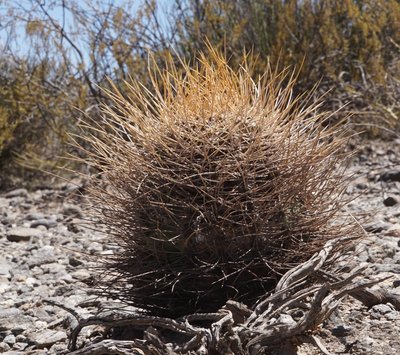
81,49 -> 357,317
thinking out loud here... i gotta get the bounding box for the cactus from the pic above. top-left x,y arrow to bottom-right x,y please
81,48 -> 358,317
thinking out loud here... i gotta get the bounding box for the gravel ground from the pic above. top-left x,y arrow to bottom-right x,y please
0,139 -> 399,354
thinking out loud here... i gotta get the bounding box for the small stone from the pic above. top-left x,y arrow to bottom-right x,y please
0,277 -> 10,293
351,335 -> 376,354
50,342 -> 68,353
355,183 -> 368,190
88,242 -> 103,254
370,303 -> 394,314
59,274 -> 73,283
5,188 -> 28,198
358,335 -> 374,347
3,333 -> 15,346
15,334 -> 27,343
0,308 -> 22,322
331,324 -> 352,336
27,257 -> 56,269
0,198 -> 9,209
28,329 -> 67,349
70,269 -> 91,281
17,284 -> 33,295
68,256 -> 83,267
32,308 -> 52,323
30,219 -> 57,229
373,264 -> 400,273
393,280 -> 400,288
13,342 -> 29,350
67,218 -> 84,233
383,196 -> 398,207
364,221 -> 392,233
20,202 -> 32,209
62,204 -> 83,217
0,258 -> 11,278
385,311 -> 399,320
6,227 -> 43,242
369,303 -> 397,320
38,245 -> 55,254
46,319 -> 64,329
0,308 -> 33,333
1,216 -> 12,226
25,213 -> 45,221
40,263 -> 66,275
31,266 -> 44,277
35,225 -> 48,233
277,314 -> 296,326
379,170 -> 400,182
359,154 -> 368,162
13,273 -> 27,283
100,250 -> 114,256
60,183 -> 80,193
34,320 -> 48,329
25,277 -> 40,287
0,342 -> 10,352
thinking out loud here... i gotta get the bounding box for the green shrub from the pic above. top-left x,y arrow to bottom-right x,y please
0,57 -> 88,188
174,0 -> 400,133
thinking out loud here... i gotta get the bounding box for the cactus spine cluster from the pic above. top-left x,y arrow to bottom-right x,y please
82,48 -> 357,316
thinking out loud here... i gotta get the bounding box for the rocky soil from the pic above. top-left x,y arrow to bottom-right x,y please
0,139 -> 400,354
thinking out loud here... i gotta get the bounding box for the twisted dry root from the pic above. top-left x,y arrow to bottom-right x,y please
45,238 -> 398,355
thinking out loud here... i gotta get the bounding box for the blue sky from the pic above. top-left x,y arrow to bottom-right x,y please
0,0 -> 173,58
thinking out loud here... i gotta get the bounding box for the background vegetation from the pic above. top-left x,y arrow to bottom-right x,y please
0,0 -> 399,188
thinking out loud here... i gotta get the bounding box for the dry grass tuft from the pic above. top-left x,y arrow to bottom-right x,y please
79,48 -> 360,317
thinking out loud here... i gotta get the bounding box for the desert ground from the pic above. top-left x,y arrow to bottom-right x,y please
0,138 -> 400,354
